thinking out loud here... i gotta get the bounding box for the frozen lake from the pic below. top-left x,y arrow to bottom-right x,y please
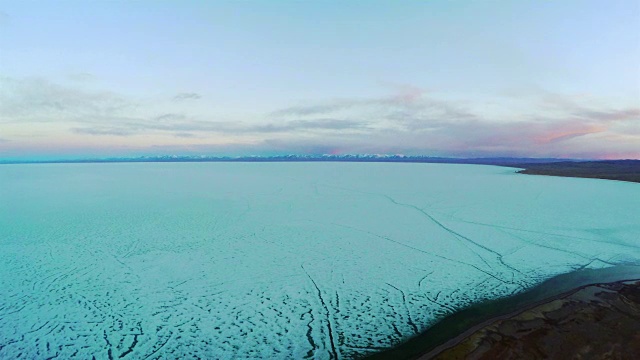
1,162 -> 639,359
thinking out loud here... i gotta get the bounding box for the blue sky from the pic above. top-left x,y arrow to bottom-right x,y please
1,0 -> 639,160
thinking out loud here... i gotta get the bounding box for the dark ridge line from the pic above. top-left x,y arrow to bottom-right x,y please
301,264 -> 339,360
25,321 -> 50,334
424,293 -> 457,314
103,330 -> 113,360
385,283 -> 419,335
118,335 -> 138,359
453,217 -> 640,251
391,323 -> 404,339
43,324 -> 59,336
303,309 -> 317,359
305,183 -> 525,288
119,322 -> 143,358
44,352 -> 60,360
143,331 -> 172,360
418,271 -> 434,289
3,304 -> 27,316
321,219 -> 515,287
382,194 -> 517,272
379,194 -> 527,290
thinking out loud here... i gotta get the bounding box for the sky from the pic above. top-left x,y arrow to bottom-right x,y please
0,0 -> 639,160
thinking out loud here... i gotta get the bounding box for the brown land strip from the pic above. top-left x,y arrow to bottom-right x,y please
511,160 -> 640,183
425,279 -> 640,359
366,266 -> 640,360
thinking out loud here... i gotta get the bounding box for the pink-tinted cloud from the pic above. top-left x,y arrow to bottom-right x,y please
532,122 -> 608,144
2,76 -> 638,160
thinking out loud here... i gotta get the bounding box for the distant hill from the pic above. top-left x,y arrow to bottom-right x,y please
1,155 -> 638,183
510,160 -> 640,183
0,154 -> 569,165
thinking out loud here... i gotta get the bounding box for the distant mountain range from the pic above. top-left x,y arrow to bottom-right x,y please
0,154 -> 577,165
2,154 -> 638,182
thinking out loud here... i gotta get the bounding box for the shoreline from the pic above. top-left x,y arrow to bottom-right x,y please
366,265 -> 640,360
418,282 -> 599,359
421,277 -> 640,359
3,159 -> 638,183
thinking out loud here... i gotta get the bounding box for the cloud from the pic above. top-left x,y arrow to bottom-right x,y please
72,127 -> 138,136
0,76 -> 135,123
155,113 -> 187,122
270,84 -> 432,118
72,117 -> 368,137
270,100 -> 361,117
263,88 -> 640,158
249,119 -> 368,133
173,92 -> 202,101
531,122 -> 607,144
574,108 -> 640,123
174,132 -> 198,138
67,72 -> 96,82
2,76 -> 638,159
269,95 -> 475,133
0,11 -> 9,27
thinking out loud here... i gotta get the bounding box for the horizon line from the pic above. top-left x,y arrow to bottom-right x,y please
3,153 -> 637,166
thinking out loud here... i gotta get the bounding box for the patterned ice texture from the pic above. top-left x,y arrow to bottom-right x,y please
1,163 -> 639,359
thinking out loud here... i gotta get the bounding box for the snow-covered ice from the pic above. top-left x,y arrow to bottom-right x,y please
1,162 -> 639,359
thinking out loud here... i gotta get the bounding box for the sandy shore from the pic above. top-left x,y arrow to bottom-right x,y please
367,266 -> 640,360
423,279 -> 640,359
